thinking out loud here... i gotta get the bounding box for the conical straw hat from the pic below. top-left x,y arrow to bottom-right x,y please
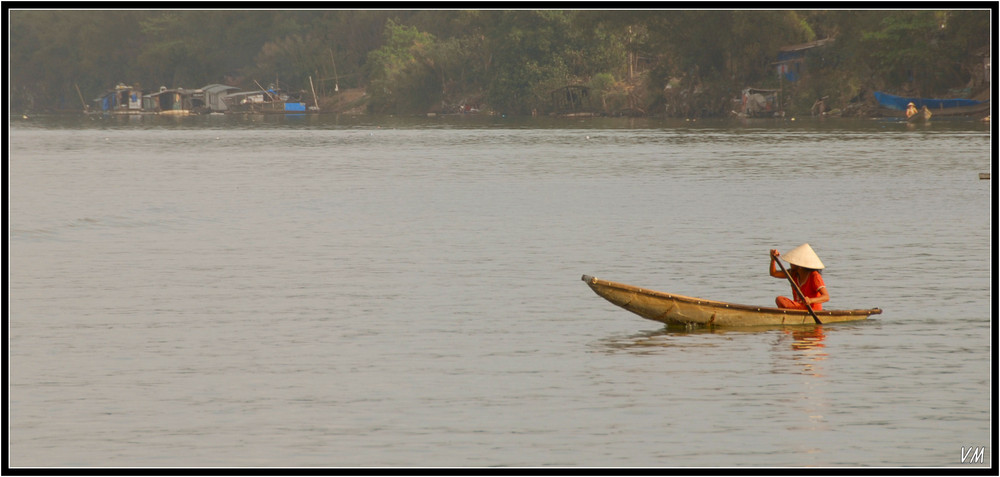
782,243 -> 825,270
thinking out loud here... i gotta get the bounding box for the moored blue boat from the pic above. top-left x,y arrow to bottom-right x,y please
874,91 -> 988,112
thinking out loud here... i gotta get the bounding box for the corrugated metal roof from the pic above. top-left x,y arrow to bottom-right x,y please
778,38 -> 834,53
201,84 -> 241,94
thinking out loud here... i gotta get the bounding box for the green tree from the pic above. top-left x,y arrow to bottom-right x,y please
853,10 -> 987,96
9,11 -> 145,111
365,19 -> 442,113
290,10 -> 399,93
251,33 -> 328,91
7,9 -> 991,115
636,11 -> 816,116
137,11 -> 306,89
935,10 -> 991,92
479,11 -> 590,114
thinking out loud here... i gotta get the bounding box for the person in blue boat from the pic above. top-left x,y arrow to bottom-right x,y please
906,102 -> 918,119
770,243 -> 830,311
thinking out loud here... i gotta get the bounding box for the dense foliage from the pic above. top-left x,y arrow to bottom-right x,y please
8,9 -> 991,116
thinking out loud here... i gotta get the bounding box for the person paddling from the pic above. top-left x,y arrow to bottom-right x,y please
906,102 -> 918,119
770,243 -> 829,311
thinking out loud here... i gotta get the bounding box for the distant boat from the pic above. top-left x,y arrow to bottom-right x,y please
875,91 -> 989,117
222,88 -> 311,114
91,83 -> 245,115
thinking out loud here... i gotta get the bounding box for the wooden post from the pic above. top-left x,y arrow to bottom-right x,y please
330,49 -> 340,92
75,83 -> 88,111
309,76 -> 320,111
779,70 -> 783,115
627,26 -> 634,82
254,80 -> 279,102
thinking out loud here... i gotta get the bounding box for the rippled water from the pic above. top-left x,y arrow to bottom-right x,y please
8,114 -> 993,468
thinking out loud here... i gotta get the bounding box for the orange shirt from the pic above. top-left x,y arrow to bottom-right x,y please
791,270 -> 826,311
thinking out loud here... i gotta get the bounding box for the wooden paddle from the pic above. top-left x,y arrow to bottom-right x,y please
772,252 -> 822,324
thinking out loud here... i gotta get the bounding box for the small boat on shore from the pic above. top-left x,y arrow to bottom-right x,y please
875,91 -> 989,118
582,275 -> 882,327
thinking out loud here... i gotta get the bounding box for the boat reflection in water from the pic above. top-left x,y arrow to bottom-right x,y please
779,326 -> 828,378
775,326 -> 831,436
595,324 -> 827,358
595,324 -> 831,380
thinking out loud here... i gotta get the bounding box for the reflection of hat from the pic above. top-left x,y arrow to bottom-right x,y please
782,243 -> 825,270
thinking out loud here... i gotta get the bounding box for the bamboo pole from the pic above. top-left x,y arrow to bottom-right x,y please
75,83 -> 89,111
254,80 -> 280,102
330,49 -> 340,92
309,76 -> 320,111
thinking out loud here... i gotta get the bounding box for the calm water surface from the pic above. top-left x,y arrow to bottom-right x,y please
8,114 -> 993,468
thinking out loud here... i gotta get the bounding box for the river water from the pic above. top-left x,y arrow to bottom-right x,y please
8,113 -> 993,469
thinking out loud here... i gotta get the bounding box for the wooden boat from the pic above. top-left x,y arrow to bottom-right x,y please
875,91 -> 990,118
582,275 -> 882,327
222,88 -> 312,114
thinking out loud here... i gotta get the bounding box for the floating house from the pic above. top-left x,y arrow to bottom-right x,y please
91,81 -> 317,115
93,83 -> 145,114
201,84 -> 241,113
143,86 -> 208,115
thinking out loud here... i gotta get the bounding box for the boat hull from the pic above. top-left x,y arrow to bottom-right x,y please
582,275 -> 881,327
224,102 -> 311,114
874,91 -> 987,111
875,91 -> 990,118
